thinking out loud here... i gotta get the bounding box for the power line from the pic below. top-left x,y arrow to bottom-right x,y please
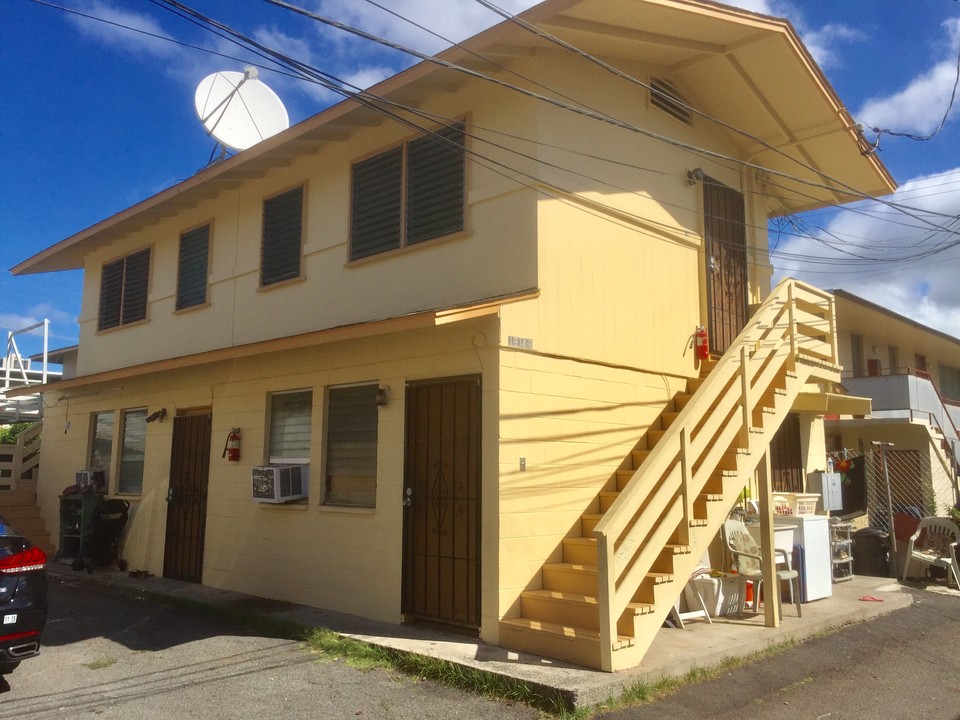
29,0 -> 960,272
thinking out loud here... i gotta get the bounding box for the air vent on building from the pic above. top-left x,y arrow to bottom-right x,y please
650,78 -> 692,125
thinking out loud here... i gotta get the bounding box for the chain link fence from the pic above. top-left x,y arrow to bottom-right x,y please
863,447 -> 956,529
830,446 -> 958,579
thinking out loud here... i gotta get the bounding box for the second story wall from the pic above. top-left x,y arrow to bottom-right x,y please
835,292 -> 960,403
76,69 -> 545,377
503,49 -> 774,377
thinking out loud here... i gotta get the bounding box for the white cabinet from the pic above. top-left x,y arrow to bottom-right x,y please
774,515 -> 833,602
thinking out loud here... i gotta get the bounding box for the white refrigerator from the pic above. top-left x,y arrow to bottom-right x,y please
774,514 -> 833,602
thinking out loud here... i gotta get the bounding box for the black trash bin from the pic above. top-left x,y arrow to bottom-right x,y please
852,527 -> 890,577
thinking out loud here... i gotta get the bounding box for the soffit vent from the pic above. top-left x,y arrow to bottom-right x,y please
650,77 -> 692,125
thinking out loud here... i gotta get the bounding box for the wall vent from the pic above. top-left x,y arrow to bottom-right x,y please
650,78 -> 692,125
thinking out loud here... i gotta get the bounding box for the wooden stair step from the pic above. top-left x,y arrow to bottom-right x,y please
562,536 -> 597,565
647,429 -> 666,445
543,562 -> 598,595
631,449 -> 650,467
661,411 -> 680,429
520,589 -> 655,632
498,617 -> 634,669
616,469 -> 636,490
0,505 -> 41,520
581,513 -> 603,535
599,491 -> 619,512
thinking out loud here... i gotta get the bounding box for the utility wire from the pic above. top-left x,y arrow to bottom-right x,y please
862,36 -> 960,150
252,0 -> 960,234
30,0 -> 960,271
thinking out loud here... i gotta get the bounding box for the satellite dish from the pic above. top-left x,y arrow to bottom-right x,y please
194,67 -> 289,152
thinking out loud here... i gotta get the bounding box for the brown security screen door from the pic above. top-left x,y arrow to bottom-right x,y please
402,377 -> 481,630
770,413 -> 803,493
164,409 -> 212,583
703,177 -> 749,355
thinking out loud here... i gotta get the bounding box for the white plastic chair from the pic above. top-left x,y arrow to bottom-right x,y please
723,518 -> 802,619
902,517 -> 960,589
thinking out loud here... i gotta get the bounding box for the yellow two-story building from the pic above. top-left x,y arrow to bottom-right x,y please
13,0 -> 895,671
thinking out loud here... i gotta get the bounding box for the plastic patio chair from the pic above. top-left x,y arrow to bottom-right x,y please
723,518 -> 802,619
901,516 -> 960,589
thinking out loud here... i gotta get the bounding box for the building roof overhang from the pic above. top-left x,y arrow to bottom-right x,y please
6,290 -> 535,399
12,0 -> 896,276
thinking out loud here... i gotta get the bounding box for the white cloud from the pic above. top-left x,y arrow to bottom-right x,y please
856,18 -> 960,136
314,0 -> 538,53
69,0 -> 180,59
773,169 -> 960,338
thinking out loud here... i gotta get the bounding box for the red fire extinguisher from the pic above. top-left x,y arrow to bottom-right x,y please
695,326 -> 710,360
222,428 -> 241,462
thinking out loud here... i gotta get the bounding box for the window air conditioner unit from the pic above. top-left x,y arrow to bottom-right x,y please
75,468 -> 107,493
251,464 -> 309,503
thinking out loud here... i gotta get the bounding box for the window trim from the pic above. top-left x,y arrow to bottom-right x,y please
260,183 -> 306,289
97,247 -> 152,332
175,221 -> 212,312
348,120 -> 466,263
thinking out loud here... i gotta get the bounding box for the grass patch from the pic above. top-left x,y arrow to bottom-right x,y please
84,657 -> 117,670
303,627 -> 563,714
583,638 -> 801,717
78,578 -> 812,718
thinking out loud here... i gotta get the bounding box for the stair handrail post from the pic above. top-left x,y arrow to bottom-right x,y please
596,531 -> 617,672
787,281 -> 798,361
739,344 -> 752,449
679,427 -> 692,546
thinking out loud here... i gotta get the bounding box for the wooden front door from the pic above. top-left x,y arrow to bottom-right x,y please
703,177 -> 749,355
402,377 -> 481,630
164,409 -> 212,583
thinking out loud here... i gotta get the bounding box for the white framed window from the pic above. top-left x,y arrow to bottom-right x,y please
268,390 -> 313,464
117,408 -> 147,495
324,383 -> 379,507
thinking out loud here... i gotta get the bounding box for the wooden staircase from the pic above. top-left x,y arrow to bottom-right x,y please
0,423 -> 53,555
0,478 -> 55,556
498,279 -> 843,671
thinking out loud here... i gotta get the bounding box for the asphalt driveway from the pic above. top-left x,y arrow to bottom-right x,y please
1,573 -> 543,720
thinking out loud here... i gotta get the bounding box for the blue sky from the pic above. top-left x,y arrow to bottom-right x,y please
4,0 -> 960,359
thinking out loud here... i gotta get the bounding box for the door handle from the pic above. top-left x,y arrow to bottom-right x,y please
402,487 -> 413,507
166,487 -> 174,503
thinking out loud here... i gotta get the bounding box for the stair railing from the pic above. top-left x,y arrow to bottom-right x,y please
593,279 -> 839,671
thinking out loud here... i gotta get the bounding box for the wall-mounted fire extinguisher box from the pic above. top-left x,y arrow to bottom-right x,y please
695,326 -> 710,360
222,428 -> 241,462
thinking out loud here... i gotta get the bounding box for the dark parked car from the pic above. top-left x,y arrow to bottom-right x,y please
0,514 -> 47,674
